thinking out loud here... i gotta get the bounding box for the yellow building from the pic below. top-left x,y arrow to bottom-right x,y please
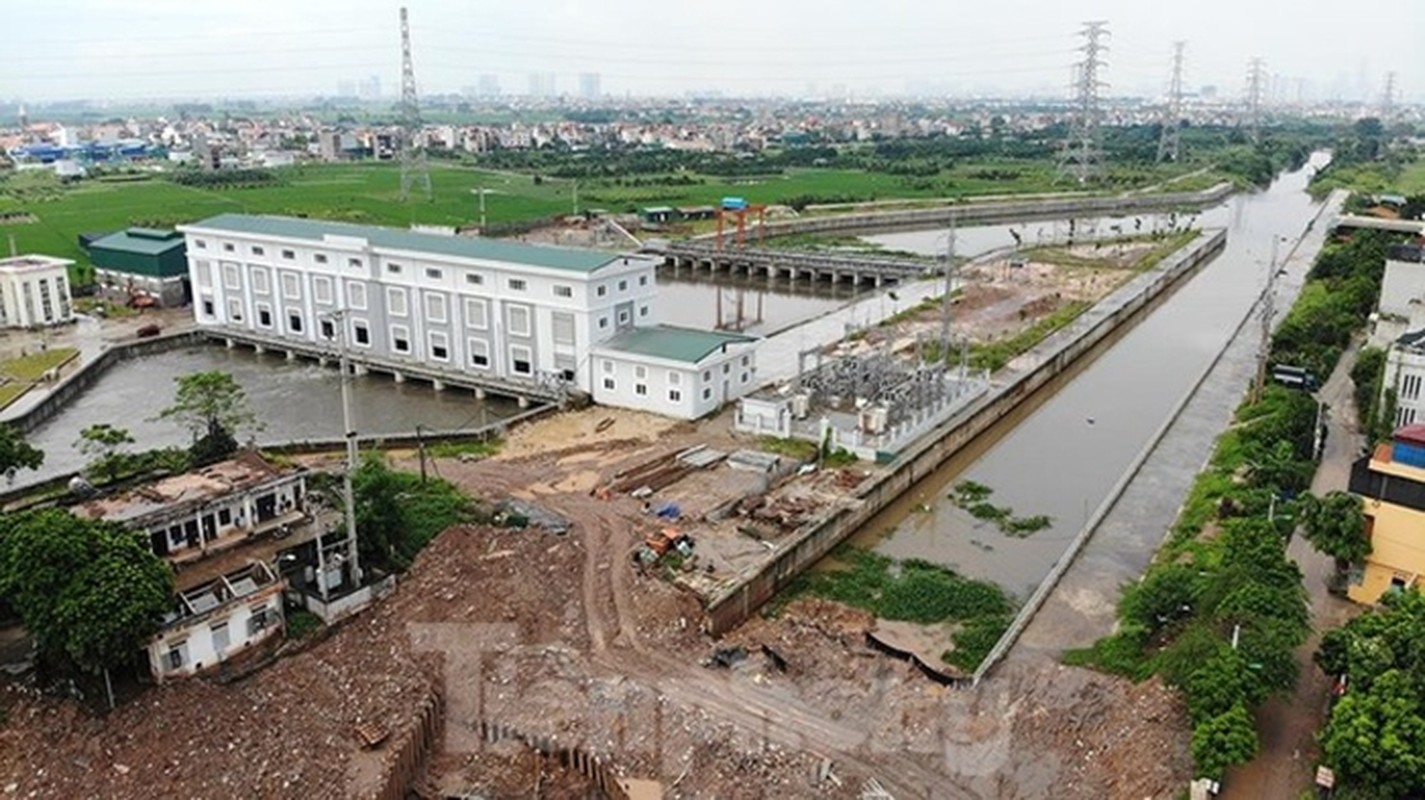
1347,425 -> 1425,604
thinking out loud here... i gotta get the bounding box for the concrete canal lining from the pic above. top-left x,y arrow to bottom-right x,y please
704,229 -> 1228,635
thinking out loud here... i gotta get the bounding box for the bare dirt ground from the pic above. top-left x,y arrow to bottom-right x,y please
0,405 -> 1193,798
0,237 -> 1200,798
853,242 -> 1146,354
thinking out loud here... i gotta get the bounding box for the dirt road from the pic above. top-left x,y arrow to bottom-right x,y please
1221,342 -> 1362,799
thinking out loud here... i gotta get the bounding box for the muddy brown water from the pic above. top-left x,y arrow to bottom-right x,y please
847,154 -> 1334,598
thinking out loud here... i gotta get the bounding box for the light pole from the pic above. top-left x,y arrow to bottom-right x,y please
320,309 -> 362,590
471,188 -> 491,231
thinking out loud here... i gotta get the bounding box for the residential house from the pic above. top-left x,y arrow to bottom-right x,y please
1347,424 -> 1425,604
74,452 -> 313,681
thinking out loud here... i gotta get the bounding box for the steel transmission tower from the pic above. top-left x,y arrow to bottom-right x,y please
1245,57 -> 1267,143
1059,21 -> 1110,184
398,6 -> 431,201
1382,71 -> 1398,118
1156,41 -> 1186,163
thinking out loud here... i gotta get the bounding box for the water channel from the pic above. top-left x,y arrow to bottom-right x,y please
848,155 -> 1332,598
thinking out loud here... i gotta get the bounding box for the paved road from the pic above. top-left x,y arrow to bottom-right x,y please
1221,341 -> 1361,798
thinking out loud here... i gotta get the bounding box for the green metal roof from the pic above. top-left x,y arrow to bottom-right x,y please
186,213 -> 626,274
599,325 -> 757,365
89,227 -> 186,256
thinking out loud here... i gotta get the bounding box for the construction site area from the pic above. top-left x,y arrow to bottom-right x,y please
0,232 -> 1204,799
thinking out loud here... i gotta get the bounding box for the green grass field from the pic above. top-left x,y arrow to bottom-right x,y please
0,163 -> 576,267
0,347 -> 79,411
0,157 -> 1215,280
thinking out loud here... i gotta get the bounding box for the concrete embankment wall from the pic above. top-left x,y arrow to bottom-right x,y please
706,184 -> 1233,240
704,229 -> 1229,635
2,330 -> 205,435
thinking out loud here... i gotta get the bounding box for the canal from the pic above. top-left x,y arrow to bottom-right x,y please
847,155 -> 1332,598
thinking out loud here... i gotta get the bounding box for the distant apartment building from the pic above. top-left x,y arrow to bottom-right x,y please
0,254 -> 74,328
477,73 -> 501,97
1347,425 -> 1425,603
178,213 -> 760,418
75,452 -> 310,681
579,72 -> 602,100
527,71 -> 556,98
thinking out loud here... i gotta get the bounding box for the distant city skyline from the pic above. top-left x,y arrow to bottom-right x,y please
1,0 -> 1412,105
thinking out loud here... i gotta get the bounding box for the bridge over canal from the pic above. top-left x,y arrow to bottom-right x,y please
649,241 -> 937,287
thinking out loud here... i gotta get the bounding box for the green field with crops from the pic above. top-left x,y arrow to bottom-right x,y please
0,157 -> 1218,281
0,163 -> 576,268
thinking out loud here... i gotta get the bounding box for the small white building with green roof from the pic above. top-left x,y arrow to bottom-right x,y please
591,325 -> 759,419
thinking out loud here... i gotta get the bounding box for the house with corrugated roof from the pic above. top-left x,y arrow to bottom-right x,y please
87,227 -> 189,307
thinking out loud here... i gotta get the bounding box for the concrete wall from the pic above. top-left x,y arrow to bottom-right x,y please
1,329 -> 204,434
704,229 -> 1228,635
701,184 -> 1234,241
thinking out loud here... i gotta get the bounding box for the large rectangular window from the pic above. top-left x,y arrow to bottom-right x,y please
425,293 -> 448,323
281,272 -> 301,300
287,312 -> 303,333
352,320 -> 371,347
256,303 -> 273,328
390,325 -> 411,354
387,287 -> 408,317
464,297 -> 488,329
510,345 -> 532,376
551,312 -> 575,346
346,282 -> 367,310
468,339 -> 490,368
507,305 -> 531,337
222,263 -> 241,290
313,276 -> 333,304
429,331 -> 449,361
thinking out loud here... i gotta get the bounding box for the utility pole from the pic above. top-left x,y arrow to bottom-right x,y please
1156,41 -> 1186,164
398,7 -> 431,201
328,310 -> 363,588
1252,236 -> 1280,405
1245,57 -> 1267,144
1059,21 -> 1110,184
938,216 -> 957,367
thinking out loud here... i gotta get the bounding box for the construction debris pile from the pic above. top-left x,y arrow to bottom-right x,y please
595,445 -> 727,498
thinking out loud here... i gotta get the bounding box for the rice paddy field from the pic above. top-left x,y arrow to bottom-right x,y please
0,158 -> 1214,281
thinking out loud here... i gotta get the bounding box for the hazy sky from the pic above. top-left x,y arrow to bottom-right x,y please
2,0 -> 1410,103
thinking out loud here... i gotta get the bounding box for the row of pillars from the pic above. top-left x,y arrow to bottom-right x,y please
666,257 -> 898,287
226,337 -> 532,408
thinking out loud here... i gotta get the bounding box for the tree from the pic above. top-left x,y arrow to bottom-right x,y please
1299,491 -> 1370,569
155,371 -> 259,464
1184,646 -> 1255,724
1320,670 -> 1425,797
0,423 -> 44,481
0,510 -> 172,678
1191,704 -> 1260,780
75,423 -> 135,483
